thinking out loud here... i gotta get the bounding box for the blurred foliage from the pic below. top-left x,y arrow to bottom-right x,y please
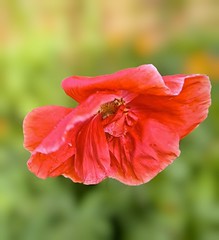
0,0 -> 219,240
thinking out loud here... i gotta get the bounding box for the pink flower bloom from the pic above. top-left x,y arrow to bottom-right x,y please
23,64 -> 211,185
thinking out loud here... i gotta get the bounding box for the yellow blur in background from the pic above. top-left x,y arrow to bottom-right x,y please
0,1 -> 219,240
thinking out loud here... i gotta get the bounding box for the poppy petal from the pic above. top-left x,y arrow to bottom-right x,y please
164,74 -> 211,137
63,156 -> 83,183
23,106 -> 73,151
25,92 -> 120,156
130,74 -> 211,138
25,92 -> 118,180
109,117 -> 180,185
62,64 -> 172,103
27,148 -> 75,178
73,114 -> 111,185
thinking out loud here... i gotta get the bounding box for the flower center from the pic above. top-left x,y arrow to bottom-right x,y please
99,98 -> 125,119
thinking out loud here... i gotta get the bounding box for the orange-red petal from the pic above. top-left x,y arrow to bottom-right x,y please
23,106 -> 72,151
71,114 -> 111,184
24,92 -> 120,180
130,74 -> 211,138
62,64 -> 173,103
108,117 -> 180,185
27,146 -> 75,178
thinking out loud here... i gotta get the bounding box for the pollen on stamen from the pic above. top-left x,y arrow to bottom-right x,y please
98,98 -> 125,119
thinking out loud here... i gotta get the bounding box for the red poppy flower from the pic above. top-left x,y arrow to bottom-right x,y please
23,64 -> 211,185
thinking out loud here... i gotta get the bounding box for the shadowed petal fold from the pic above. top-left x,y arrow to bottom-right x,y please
73,114 -> 111,185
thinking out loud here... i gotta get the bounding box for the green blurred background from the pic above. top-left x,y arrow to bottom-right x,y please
0,0 -> 219,239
